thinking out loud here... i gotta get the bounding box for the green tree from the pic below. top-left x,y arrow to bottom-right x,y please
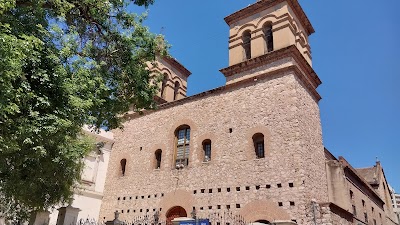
0,0 -> 165,221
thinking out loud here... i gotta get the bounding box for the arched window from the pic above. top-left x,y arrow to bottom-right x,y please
202,139 -> 211,162
263,23 -> 273,53
252,133 -> 265,158
120,159 -> 127,176
161,74 -> 168,98
173,81 -> 180,100
155,149 -> 162,169
175,125 -> 190,168
243,30 -> 251,60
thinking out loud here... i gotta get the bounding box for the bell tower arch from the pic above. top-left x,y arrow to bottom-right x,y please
220,0 -> 321,102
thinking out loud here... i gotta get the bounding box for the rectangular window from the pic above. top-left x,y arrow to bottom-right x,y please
176,127 -> 190,167
256,142 -> 264,158
204,143 -> 211,159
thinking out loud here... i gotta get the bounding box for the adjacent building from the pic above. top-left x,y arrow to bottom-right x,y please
390,186 -> 400,223
325,150 -> 398,225
28,128 -> 114,225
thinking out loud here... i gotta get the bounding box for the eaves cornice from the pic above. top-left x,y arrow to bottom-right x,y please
220,45 -> 321,101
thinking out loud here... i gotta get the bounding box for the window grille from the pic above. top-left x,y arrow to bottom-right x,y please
203,139 -> 211,162
256,142 -> 264,158
175,126 -> 190,167
252,133 -> 265,158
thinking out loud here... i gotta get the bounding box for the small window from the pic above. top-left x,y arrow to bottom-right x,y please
364,213 -> 368,223
352,205 -> 357,216
252,133 -> 265,158
203,139 -> 212,162
175,125 -> 190,168
155,149 -> 162,169
350,190 -> 353,199
243,30 -> 251,60
160,74 -> 168,98
362,200 -> 365,207
263,23 -> 273,53
120,159 -> 127,176
173,81 -> 180,100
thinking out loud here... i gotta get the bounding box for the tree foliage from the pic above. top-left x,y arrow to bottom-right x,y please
0,0 -> 165,220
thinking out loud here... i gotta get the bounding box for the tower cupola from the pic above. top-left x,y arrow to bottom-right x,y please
224,0 -> 314,66
220,0 -> 321,101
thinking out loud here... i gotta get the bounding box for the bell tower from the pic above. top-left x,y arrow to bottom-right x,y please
220,0 -> 319,94
220,2 -> 330,224
148,56 -> 191,104
225,0 -> 313,66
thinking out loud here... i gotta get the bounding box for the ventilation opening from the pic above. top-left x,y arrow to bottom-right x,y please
120,159 -> 127,176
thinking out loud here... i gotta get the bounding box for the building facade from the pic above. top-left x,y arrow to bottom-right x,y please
325,150 -> 398,225
27,128 -> 114,225
99,1 -> 399,225
390,186 -> 400,223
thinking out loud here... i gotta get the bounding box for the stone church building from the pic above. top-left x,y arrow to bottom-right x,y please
99,0 -> 398,225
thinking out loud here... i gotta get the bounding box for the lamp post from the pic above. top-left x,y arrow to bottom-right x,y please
191,209 -> 197,220
311,199 -> 317,225
191,208 -> 197,225
154,210 -> 160,225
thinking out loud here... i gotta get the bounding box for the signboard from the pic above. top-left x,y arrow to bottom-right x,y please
180,219 -> 209,225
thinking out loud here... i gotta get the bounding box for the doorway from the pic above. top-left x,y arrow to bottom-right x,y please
166,206 -> 187,225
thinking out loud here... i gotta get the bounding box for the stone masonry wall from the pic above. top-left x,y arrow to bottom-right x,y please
291,75 -> 329,224
99,70 -> 327,225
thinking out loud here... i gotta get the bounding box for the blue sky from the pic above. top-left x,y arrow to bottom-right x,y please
134,0 -> 400,191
